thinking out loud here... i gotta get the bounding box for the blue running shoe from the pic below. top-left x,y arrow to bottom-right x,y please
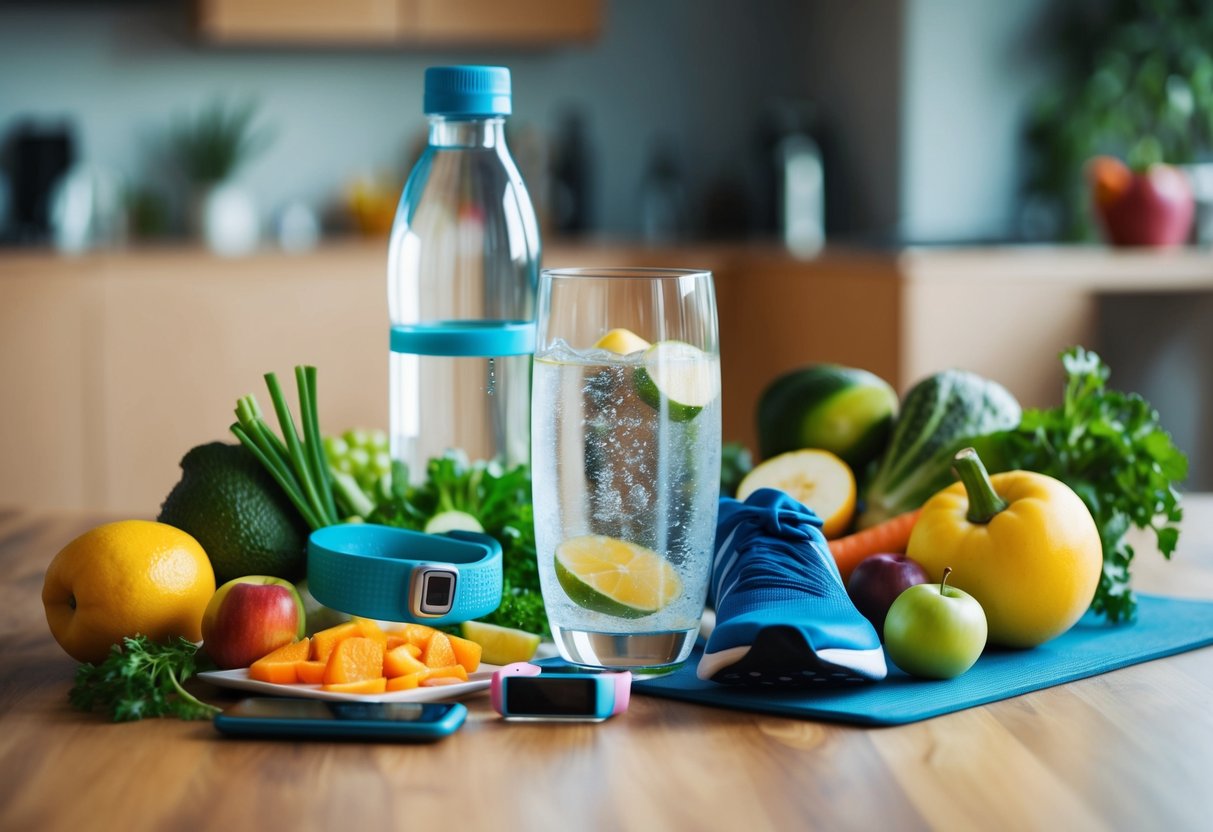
697,488 -> 887,686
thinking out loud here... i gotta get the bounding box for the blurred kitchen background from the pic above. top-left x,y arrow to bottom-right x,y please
3,0 -> 1213,512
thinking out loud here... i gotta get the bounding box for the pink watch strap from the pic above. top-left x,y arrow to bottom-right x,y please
490,662 -> 542,714
611,671 -> 633,716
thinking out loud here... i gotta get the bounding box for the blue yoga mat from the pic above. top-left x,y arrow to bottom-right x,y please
627,594 -> 1213,726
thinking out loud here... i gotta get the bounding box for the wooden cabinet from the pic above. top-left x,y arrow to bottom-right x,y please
3,242 -> 1212,513
196,0 -> 602,46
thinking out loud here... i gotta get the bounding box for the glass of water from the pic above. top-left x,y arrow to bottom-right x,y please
531,268 -> 721,671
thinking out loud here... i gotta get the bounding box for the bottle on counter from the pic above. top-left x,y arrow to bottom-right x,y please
388,66 -> 541,479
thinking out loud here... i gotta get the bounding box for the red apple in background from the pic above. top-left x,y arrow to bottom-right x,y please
1089,157 -> 1194,247
847,552 -> 930,636
202,576 -> 305,669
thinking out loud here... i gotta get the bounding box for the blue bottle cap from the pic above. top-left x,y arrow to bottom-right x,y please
424,66 -> 512,117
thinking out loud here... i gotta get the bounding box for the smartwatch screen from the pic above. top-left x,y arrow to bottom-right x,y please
417,569 -> 456,615
506,677 -> 598,715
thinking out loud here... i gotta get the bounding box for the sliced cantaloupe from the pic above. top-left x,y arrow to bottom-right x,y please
352,617 -> 388,647
422,631 -> 456,668
447,633 -> 482,673
248,638 -> 311,683
322,677 -> 388,694
397,623 -> 437,649
383,645 -> 428,678
311,621 -> 361,663
385,672 -> 425,692
323,636 -> 386,685
420,665 -> 468,685
295,660 -> 327,685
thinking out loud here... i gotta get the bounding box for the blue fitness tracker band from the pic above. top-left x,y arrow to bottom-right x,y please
307,524 -> 502,626
491,663 -> 632,722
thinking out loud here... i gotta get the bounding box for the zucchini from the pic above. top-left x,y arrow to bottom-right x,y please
859,370 -> 1021,528
756,364 -> 898,471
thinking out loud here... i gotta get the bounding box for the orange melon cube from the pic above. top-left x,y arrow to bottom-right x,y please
386,672 -> 425,692
447,634 -> 482,673
295,660 -> 327,685
311,621 -> 360,663
352,617 -> 388,647
422,631 -> 457,668
384,645 -> 428,678
322,677 -> 388,695
420,664 -> 468,685
248,638 -> 311,684
398,623 -> 437,649
323,636 -> 386,685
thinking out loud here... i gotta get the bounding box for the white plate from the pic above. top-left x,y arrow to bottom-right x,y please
197,666 -> 498,703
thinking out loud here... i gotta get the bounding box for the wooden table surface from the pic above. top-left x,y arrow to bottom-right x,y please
3,502 -> 1212,832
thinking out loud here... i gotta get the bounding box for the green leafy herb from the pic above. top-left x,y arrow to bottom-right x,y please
370,452 -> 548,636
69,636 -> 220,722
981,347 -> 1187,623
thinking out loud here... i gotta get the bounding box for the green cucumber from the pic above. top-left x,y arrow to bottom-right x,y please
633,341 -> 720,422
757,364 -> 898,470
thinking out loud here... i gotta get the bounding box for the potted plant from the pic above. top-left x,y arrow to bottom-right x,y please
171,98 -> 273,255
1025,0 -> 1213,244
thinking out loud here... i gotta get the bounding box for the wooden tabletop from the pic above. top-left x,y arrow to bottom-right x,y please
2,503 -> 1212,831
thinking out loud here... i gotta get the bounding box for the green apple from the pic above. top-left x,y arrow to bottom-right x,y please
883,567 -> 988,679
201,575 -> 306,669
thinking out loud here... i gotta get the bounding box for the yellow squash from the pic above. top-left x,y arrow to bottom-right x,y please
906,449 -> 1101,648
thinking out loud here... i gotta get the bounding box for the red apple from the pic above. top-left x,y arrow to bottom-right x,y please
202,576 -> 305,669
846,552 -> 930,636
1092,160 -> 1194,247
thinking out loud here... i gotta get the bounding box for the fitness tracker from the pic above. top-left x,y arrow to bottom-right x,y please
307,524 -> 502,626
491,663 -> 632,722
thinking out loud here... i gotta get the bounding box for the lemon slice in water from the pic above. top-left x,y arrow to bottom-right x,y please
633,340 -> 719,422
555,535 -> 682,619
594,327 -> 651,355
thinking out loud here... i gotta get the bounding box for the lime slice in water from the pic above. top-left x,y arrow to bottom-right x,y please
555,535 -> 682,619
593,327 -> 651,355
633,340 -> 719,422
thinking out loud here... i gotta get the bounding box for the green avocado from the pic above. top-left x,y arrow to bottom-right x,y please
157,442 -> 309,583
756,364 -> 899,470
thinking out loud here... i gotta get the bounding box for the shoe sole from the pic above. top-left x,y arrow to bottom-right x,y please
697,625 -> 886,688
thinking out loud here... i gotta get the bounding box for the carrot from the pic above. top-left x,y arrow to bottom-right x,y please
828,509 -> 922,582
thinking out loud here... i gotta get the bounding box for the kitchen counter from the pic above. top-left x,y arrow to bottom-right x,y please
3,241 -> 1213,512
1,499 -> 1211,829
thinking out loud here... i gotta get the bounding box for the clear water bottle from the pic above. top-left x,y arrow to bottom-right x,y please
388,66 -> 540,479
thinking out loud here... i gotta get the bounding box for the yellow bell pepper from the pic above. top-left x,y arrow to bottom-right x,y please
906,448 -> 1102,648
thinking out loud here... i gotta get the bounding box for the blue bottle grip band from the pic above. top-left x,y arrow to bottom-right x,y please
391,321 -> 536,357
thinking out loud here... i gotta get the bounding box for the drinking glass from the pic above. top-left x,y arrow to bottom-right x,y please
531,268 -> 721,670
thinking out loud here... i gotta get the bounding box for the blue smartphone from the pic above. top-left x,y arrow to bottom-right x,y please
213,698 -> 467,742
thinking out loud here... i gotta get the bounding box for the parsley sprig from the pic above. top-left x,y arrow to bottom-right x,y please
984,347 -> 1187,623
69,636 -> 220,722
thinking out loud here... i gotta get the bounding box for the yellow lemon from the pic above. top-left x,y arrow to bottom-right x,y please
736,449 -> 857,538
42,520 -> 216,663
460,620 -> 541,666
593,327 -> 651,355
555,535 -> 682,618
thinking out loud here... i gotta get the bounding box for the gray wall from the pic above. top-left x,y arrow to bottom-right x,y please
0,0 -> 809,238
0,0 -> 1061,243
899,0 -> 1057,243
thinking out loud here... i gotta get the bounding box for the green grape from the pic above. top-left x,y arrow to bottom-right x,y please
324,428 -> 393,514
